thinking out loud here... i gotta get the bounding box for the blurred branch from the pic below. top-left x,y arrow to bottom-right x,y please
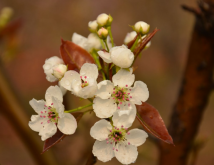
158,1 -> 214,165
85,151 -> 97,165
0,65 -> 58,165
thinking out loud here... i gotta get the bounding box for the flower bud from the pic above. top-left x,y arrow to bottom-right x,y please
0,7 -> 13,27
134,21 -> 150,35
96,13 -> 113,27
110,45 -> 134,68
53,64 -> 67,79
88,20 -> 98,32
124,31 -> 137,44
98,27 -> 108,39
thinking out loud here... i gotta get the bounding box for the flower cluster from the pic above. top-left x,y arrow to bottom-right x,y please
29,13 -> 154,165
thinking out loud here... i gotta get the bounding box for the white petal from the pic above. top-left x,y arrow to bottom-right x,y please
130,81 -> 149,104
97,50 -> 112,63
43,56 -> 64,82
126,129 -> 148,147
112,69 -> 135,88
58,81 -> 67,96
93,97 -> 117,118
60,70 -> 81,94
77,80 -> 97,99
90,119 -> 112,141
110,45 -> 134,68
28,115 -> 46,132
51,97 -> 65,118
58,113 -> 77,135
29,99 -> 46,114
112,108 -> 136,129
114,144 -> 138,165
96,80 -> 114,99
87,33 -> 102,50
45,86 -> 63,106
80,63 -> 98,80
92,140 -> 114,162
39,122 -> 57,141
72,33 -> 88,50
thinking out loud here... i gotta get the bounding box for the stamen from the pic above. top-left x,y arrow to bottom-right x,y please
127,132 -> 130,135
126,85 -> 128,87
84,76 -> 87,78
128,142 -> 130,145
113,147 -> 115,150
118,106 -> 120,109
41,122 -> 43,124
51,103 -> 53,105
116,149 -> 118,151
130,96 -> 132,98
80,76 -> 82,79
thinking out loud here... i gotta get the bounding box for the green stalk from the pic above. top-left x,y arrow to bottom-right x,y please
130,35 -> 140,52
65,103 -> 93,113
91,50 -> 106,80
104,39 -> 109,52
107,26 -> 114,47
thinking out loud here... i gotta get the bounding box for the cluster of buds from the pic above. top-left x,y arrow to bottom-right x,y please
28,12 -> 166,165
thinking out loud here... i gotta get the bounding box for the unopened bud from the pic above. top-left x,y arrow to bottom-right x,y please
134,21 -> 150,35
96,13 -> 113,27
98,27 -> 108,39
53,64 -> 67,79
0,7 -> 13,27
88,20 -> 98,32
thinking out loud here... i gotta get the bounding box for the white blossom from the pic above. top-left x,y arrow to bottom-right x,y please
29,86 -> 77,141
90,110 -> 148,164
72,33 -> 102,52
96,13 -> 110,26
98,45 -> 134,68
60,63 -> 98,99
88,20 -> 98,31
98,27 -> 108,39
43,56 -> 65,82
134,21 -> 150,34
53,64 -> 67,79
93,68 -> 149,118
124,31 -> 151,49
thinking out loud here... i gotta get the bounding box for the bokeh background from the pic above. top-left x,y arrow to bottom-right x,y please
0,0 -> 214,165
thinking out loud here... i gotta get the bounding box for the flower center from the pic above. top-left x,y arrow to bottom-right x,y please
105,125 -> 131,151
40,103 -> 60,124
80,76 -> 89,88
111,85 -> 133,109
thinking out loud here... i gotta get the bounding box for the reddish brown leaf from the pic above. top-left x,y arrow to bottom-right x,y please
60,39 -> 95,71
136,103 -> 174,144
42,112 -> 84,154
133,28 -> 159,55
0,19 -> 22,39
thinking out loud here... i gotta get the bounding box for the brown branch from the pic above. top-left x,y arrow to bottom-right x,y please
158,1 -> 214,165
0,65 -> 58,165
85,150 -> 97,165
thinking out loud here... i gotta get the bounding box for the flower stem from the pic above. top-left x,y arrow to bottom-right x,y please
104,39 -> 109,52
130,35 -> 140,52
91,49 -> 106,80
107,26 -> 114,47
64,103 -> 93,113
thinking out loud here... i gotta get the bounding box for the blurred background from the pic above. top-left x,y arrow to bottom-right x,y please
0,0 -> 214,165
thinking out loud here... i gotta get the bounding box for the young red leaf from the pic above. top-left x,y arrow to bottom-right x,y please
136,103 -> 174,144
42,112 -> 84,154
60,39 -> 95,71
133,28 -> 159,55
126,33 -> 140,49
0,19 -> 22,39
